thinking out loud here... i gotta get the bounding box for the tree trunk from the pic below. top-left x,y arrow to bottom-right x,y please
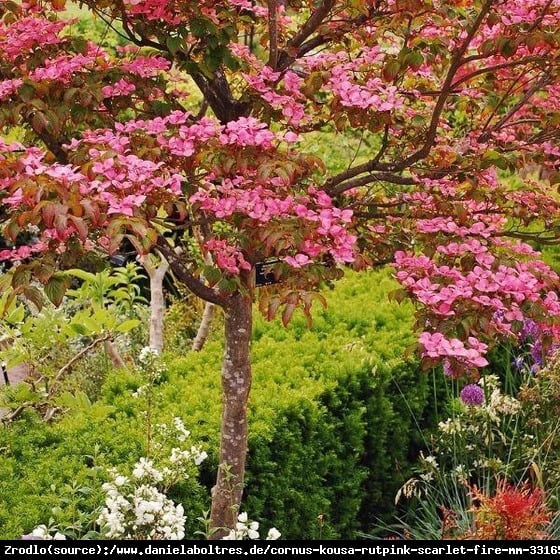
139,254 -> 169,354
209,291 -> 252,538
103,339 -> 126,369
147,261 -> 168,354
192,301 -> 215,352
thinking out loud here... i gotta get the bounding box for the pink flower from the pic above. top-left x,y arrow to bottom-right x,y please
284,254 -> 311,268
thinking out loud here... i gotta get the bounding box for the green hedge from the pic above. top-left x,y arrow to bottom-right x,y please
0,269 -> 441,539
159,269 -> 441,538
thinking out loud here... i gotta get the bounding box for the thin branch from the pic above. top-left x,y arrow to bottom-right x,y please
276,0 -> 336,70
324,0 -> 495,193
395,0 -> 495,170
479,73 -> 553,142
0,403 -> 33,423
287,0 -> 336,52
155,236 -> 225,307
267,0 -> 279,69
478,70 -> 535,137
450,57 -> 545,89
53,333 -> 112,386
328,172 -> 417,196
527,0 -> 554,32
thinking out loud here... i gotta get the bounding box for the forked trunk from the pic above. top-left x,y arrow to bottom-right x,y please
192,301 -> 216,352
139,254 -> 169,354
209,291 -> 252,538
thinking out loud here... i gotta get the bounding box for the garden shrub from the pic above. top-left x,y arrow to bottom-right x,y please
161,270 -> 442,539
0,269 -> 442,539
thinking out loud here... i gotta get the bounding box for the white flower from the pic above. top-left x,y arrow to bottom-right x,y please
422,455 -> 438,469
420,472 -> 434,482
29,525 -> 67,540
31,525 -> 50,539
238,512 -> 248,524
193,448 -> 208,466
266,527 -> 281,540
173,417 -> 191,441
132,458 -> 163,483
138,346 -> 159,364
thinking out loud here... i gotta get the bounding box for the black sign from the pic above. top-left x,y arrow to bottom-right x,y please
255,258 -> 282,287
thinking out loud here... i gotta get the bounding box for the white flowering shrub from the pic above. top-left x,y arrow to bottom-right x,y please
97,417 -> 208,540
23,525 -> 67,540
222,512 -> 281,541
26,346 -> 280,540
97,464 -> 186,539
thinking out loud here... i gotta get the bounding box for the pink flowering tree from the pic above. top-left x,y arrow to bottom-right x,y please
1,0 -> 559,535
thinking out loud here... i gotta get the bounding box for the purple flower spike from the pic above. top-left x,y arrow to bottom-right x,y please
460,384 -> 484,406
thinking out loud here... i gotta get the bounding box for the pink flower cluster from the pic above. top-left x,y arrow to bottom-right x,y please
419,332 -> 489,368
0,244 -> 45,262
415,217 -> 503,238
329,71 -> 402,112
88,153 -> 183,214
243,68 -> 308,127
101,79 -> 137,98
0,79 -> 23,101
121,56 -> 171,77
227,0 -> 268,17
124,0 -> 183,25
0,16 -> 67,61
29,46 -> 105,83
219,117 -> 276,148
204,239 -> 251,275
190,179 -> 356,270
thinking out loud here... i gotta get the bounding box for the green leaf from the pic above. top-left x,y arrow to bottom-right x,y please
68,322 -> 90,336
382,59 -> 400,82
66,268 -> 97,283
203,265 -> 222,285
44,274 -> 70,307
90,404 -> 116,421
5,220 -> 21,241
5,303 -> 25,325
405,50 -> 424,70
18,83 -> 35,102
12,267 -> 31,289
23,286 -> 44,311
114,319 -> 141,333
166,35 -> 182,55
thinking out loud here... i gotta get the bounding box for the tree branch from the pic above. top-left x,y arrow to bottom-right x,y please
276,0 -> 335,70
53,333 -> 112,386
478,72 -> 553,142
190,70 -> 251,123
327,172 -> 417,196
155,236 -> 225,306
450,57 -> 545,90
288,0 -> 336,52
323,0 -> 496,193
395,0 -> 495,170
267,0 -> 279,69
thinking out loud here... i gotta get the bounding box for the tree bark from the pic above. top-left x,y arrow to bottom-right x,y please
192,301 -> 216,352
139,254 -> 169,354
104,339 -> 126,369
209,291 -> 252,538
